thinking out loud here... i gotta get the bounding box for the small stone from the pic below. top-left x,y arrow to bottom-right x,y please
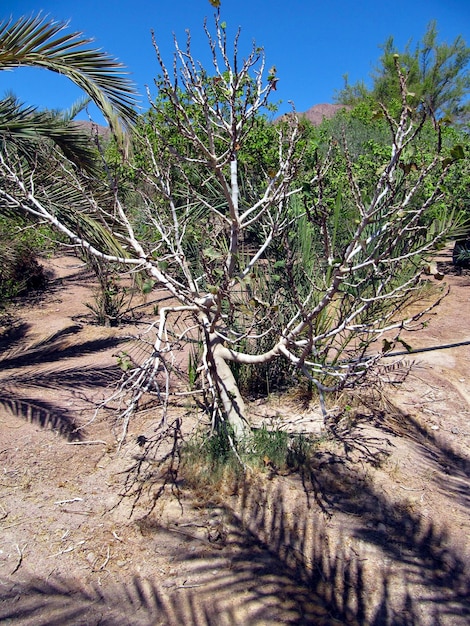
86,552 -> 96,563
431,425 -> 439,430
377,523 -> 387,532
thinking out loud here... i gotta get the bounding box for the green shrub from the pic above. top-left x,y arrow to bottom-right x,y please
180,424 -> 315,493
82,253 -> 131,326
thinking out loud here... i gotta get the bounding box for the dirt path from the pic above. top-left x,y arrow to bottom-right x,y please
0,252 -> 469,625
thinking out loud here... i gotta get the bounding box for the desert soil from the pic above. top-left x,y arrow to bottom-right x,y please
0,250 -> 469,625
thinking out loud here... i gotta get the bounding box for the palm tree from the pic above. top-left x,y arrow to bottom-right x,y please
0,13 -> 138,181
0,14 -> 137,254
0,15 -> 136,304
0,94 -> 102,174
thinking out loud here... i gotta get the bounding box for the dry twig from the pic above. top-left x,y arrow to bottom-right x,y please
10,543 -> 26,575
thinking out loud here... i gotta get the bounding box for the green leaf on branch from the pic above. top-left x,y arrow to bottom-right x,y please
116,352 -> 132,372
204,247 -> 224,260
450,144 -> 465,161
382,338 -> 394,353
142,278 -> 155,294
302,181 -> 312,196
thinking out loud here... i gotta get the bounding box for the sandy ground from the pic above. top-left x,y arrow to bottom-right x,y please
0,251 -> 469,625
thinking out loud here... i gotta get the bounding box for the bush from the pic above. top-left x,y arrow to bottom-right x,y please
0,216 -> 60,305
0,238 -> 47,303
452,237 -> 470,269
82,253 -> 132,326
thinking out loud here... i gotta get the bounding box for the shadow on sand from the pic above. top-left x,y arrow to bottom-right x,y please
0,321 -> 126,441
1,437 -> 469,625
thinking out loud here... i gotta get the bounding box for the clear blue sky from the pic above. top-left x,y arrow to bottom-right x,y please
2,0 -> 469,123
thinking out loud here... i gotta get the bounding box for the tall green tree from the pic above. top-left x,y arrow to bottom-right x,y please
336,21 -> 470,123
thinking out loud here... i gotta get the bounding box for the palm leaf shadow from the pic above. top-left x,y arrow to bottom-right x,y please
0,482 -> 434,625
0,393 -> 83,441
0,320 -> 127,440
1,466 -> 469,625
0,321 -> 31,351
371,406 -> 470,510
1,323 -> 126,370
0,574 -> 227,626
294,423 -> 470,623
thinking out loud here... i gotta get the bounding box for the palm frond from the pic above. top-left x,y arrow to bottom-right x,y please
0,14 -> 138,128
40,176 -> 132,259
61,96 -> 91,122
0,140 -> 132,259
0,95 -> 100,173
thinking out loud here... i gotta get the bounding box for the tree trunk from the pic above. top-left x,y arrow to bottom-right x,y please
209,335 -> 251,442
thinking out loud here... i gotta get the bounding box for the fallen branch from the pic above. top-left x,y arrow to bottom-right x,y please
66,440 -> 108,445
382,338 -> 470,358
60,509 -> 92,515
10,543 -> 26,575
97,546 -> 111,571
167,525 -> 224,549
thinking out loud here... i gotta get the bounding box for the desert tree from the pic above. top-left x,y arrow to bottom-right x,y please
0,13 -> 465,446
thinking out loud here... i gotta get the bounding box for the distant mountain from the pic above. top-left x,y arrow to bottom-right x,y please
300,103 -> 349,125
72,120 -> 111,141
71,105 -> 348,140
